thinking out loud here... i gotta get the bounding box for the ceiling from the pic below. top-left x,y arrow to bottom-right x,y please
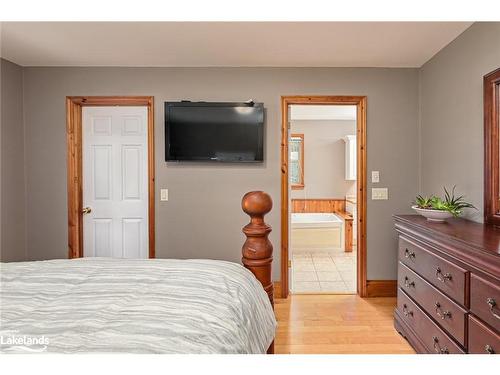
0,22 -> 472,67
290,105 -> 357,121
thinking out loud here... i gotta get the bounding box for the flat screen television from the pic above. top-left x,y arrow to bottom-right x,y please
165,101 -> 264,162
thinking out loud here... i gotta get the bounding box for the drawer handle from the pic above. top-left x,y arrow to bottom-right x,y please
432,336 -> 449,354
434,302 -> 452,320
404,248 -> 416,259
486,298 -> 500,320
435,267 -> 452,283
485,345 -> 495,354
404,276 -> 415,288
402,303 -> 413,318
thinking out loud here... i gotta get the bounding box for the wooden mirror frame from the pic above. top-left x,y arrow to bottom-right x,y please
290,133 -> 304,190
484,68 -> 500,225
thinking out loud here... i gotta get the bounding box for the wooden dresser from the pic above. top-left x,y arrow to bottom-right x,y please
394,215 -> 500,354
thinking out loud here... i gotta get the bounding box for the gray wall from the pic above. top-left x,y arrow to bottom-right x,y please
19,67 -> 419,280
290,119 -> 356,199
0,59 -> 26,262
420,22 -> 500,222
5,22 -> 499,279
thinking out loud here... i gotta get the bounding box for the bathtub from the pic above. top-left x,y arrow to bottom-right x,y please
291,212 -> 345,250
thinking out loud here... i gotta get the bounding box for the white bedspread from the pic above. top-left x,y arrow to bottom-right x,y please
0,258 -> 276,354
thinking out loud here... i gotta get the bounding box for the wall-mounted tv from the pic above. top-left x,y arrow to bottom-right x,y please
165,101 -> 264,162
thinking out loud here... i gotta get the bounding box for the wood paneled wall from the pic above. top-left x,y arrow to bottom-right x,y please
291,198 -> 346,214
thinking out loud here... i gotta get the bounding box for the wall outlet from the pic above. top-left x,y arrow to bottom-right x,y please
372,188 -> 388,200
160,189 -> 169,201
371,170 -> 380,183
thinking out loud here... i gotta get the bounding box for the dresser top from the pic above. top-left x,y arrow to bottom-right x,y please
394,215 -> 500,258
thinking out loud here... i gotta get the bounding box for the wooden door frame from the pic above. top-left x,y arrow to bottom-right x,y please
280,95 -> 367,298
66,96 -> 155,259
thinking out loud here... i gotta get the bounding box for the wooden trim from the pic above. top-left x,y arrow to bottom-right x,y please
67,96 -> 153,107
147,101 -> 156,258
280,98 -> 290,298
290,133 -> 304,190
66,99 -> 83,259
335,210 -> 352,220
66,96 -> 155,259
357,97 -> 368,297
291,198 -> 346,213
281,96 -> 367,298
484,68 -> 500,226
366,280 -> 397,297
345,218 -> 353,252
336,211 -> 354,252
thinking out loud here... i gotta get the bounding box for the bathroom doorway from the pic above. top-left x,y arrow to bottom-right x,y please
280,96 -> 367,298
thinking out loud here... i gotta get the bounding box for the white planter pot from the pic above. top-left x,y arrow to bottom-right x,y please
411,205 -> 453,222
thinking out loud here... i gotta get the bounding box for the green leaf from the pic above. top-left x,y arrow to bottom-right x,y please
414,186 -> 477,217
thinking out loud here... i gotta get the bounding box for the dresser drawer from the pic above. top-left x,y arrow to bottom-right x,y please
399,236 -> 468,306
397,289 -> 465,354
470,274 -> 500,331
398,262 -> 467,345
468,315 -> 500,354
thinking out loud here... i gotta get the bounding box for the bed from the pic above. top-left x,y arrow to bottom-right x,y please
0,191 -> 276,354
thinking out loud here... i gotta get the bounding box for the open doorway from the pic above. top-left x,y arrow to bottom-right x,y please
289,104 -> 357,293
280,96 -> 367,298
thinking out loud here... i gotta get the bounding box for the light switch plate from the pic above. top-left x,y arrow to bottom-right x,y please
372,188 -> 388,200
371,171 -> 380,183
160,189 -> 169,201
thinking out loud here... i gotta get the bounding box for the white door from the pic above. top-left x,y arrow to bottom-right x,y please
82,106 -> 149,258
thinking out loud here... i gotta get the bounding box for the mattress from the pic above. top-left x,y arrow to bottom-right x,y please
0,258 -> 276,354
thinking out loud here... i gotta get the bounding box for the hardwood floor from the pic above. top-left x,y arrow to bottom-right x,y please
274,294 -> 415,354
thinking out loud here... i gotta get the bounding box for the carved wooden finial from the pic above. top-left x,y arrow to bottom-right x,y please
241,191 -> 274,307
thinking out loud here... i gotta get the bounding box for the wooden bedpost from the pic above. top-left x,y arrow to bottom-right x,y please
241,191 -> 275,354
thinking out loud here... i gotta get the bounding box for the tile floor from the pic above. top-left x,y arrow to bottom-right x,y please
291,248 -> 357,293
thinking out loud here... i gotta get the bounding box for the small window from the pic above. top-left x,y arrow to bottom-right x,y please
290,134 -> 304,190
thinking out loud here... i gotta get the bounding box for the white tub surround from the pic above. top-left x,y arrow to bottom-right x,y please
291,213 -> 344,251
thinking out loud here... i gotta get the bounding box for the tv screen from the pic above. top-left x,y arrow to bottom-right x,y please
165,101 -> 264,162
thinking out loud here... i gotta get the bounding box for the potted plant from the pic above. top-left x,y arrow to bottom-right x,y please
412,186 -> 476,222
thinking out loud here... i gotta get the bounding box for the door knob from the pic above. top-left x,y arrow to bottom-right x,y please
82,207 -> 92,215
